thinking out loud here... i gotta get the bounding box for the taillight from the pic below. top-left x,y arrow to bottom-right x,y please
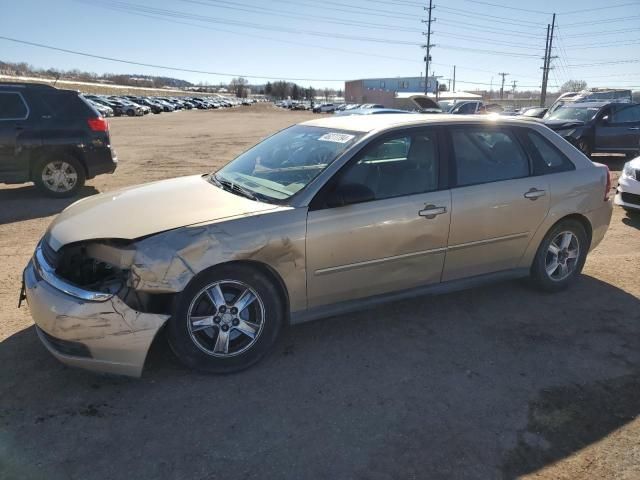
604,165 -> 612,201
87,117 -> 109,132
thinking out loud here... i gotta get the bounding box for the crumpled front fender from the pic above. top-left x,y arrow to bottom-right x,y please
129,209 -> 308,313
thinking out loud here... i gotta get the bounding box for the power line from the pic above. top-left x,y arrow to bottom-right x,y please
436,20 -> 542,38
437,45 -> 540,58
72,4 -> 425,65
559,1 -> 640,14
79,0 -> 424,45
179,0 -> 420,32
0,35 -> 345,81
560,14 -> 640,27
271,0 -> 419,20
436,5 -> 547,27
562,40 -> 640,49
566,59 -> 640,67
558,26 -> 640,38
455,0 -> 551,15
1,34 -> 557,90
364,0 -> 424,7
434,31 -> 537,49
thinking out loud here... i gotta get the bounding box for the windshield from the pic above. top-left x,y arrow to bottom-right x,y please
437,100 -> 455,112
522,108 -> 544,117
215,125 -> 363,201
546,106 -> 600,122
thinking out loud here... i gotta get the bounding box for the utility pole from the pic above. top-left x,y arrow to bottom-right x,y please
512,80 -> 517,108
498,72 -> 509,100
540,13 -> 556,107
540,24 -> 550,106
452,65 -> 456,93
422,0 -> 435,95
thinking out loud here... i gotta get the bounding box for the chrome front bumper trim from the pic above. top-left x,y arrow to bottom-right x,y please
33,244 -> 113,302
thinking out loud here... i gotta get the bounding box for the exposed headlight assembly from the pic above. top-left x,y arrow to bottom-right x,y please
623,162 -> 635,179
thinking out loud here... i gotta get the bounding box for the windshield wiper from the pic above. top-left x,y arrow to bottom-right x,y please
211,173 -> 260,201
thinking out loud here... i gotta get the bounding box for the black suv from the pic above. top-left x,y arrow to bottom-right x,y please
544,101 -> 640,158
0,83 -> 117,197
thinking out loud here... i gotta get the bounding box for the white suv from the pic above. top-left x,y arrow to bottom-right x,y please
615,156 -> 640,213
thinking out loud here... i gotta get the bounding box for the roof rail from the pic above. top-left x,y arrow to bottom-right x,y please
0,82 -> 57,89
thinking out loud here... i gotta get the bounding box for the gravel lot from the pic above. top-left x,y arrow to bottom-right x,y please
1,104 -> 639,480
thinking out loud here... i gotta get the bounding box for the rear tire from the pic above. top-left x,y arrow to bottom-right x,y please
530,219 -> 588,292
167,264 -> 284,374
33,154 -> 86,198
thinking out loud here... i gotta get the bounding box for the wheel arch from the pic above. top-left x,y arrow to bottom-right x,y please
521,212 -> 594,271
30,147 -> 88,180
187,260 -> 292,324
553,213 -> 593,250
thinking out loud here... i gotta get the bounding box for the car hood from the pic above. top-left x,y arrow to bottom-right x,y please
544,119 -> 585,130
46,175 -> 280,251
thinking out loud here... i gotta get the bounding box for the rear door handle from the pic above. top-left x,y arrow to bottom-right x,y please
524,188 -> 546,200
418,205 -> 447,219
627,127 -> 640,131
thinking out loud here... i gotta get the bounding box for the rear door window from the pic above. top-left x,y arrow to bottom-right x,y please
451,128 -> 529,187
611,105 -> 640,124
0,92 -> 28,120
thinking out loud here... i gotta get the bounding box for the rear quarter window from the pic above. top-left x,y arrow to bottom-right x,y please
39,92 -> 95,119
525,130 -> 575,175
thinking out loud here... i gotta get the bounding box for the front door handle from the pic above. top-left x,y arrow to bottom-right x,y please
627,127 -> 640,131
524,188 -> 546,200
418,205 -> 447,219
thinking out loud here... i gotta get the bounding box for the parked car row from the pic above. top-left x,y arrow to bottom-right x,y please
274,102 -> 387,113
83,94 -> 248,117
0,83 -> 267,197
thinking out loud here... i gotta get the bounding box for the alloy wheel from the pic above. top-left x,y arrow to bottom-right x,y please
187,280 -> 265,357
545,231 -> 580,281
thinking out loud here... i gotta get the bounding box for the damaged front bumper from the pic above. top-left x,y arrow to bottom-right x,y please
23,246 -> 169,377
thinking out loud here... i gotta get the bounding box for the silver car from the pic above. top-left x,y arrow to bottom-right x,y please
23,115 -> 613,376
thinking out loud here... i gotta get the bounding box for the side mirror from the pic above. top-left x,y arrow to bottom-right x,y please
326,183 -> 375,208
601,115 -> 610,124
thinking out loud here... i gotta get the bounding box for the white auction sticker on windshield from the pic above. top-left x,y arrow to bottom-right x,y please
318,132 -> 355,143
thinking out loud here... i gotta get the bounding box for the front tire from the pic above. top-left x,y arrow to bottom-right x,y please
530,220 -> 588,292
576,138 -> 592,157
33,154 -> 86,198
167,264 -> 284,373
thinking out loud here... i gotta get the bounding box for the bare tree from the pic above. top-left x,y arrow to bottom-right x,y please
560,80 -> 587,93
229,77 -> 249,98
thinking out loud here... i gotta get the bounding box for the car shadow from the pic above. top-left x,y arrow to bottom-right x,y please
1,275 -> 640,479
0,185 -> 99,225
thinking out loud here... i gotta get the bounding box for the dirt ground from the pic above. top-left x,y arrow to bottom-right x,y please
1,104 -> 639,480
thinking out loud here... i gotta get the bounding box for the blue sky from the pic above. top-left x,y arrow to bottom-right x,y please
1,0 -> 639,91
